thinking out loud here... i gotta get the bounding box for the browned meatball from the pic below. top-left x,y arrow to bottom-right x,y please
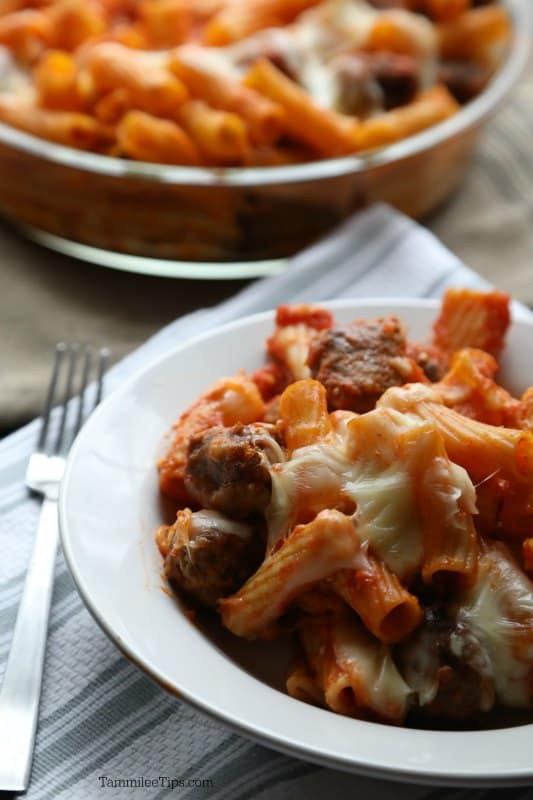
333,51 -> 419,116
307,316 -> 411,412
184,423 -> 284,519
366,52 -> 420,110
158,509 -> 263,608
438,60 -> 492,103
398,606 -> 495,720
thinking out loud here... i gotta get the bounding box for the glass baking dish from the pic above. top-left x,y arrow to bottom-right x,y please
0,0 -> 529,280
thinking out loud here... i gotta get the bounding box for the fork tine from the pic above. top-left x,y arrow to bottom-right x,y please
37,343 -> 66,453
94,348 -> 109,410
72,346 -> 92,439
54,344 -> 79,454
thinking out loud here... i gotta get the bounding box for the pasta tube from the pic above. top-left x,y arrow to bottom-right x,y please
0,94 -> 113,149
116,110 -> 201,164
138,0 -> 193,47
365,9 -> 437,58
279,379 -> 332,453
435,348 -> 521,427
48,0 -> 106,52
266,303 -> 333,385
0,0 -> 43,13
331,557 -> 423,644
298,615 -> 411,722
353,86 -> 459,152
204,0 -> 322,45
412,420 -> 478,583
34,50 -> 84,111
432,288 -> 511,356
93,87 -> 131,124
517,388 -> 533,433
177,99 -> 250,162
378,383 -> 533,487
244,59 -> 360,157
85,42 -> 188,116
437,6 -> 512,60
414,0 -> 470,23
379,383 -> 533,538
0,8 -> 51,59
170,53 -> 285,145
286,652 -> 324,706
219,510 -> 362,638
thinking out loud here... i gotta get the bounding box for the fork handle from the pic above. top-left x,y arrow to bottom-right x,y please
0,497 -> 59,793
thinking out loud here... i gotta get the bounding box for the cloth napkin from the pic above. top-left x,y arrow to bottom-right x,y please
0,205 -> 531,800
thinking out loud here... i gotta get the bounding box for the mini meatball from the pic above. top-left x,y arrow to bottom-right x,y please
398,606 -> 495,719
334,51 -> 420,115
438,59 -> 492,103
184,422 -> 284,519
369,52 -> 419,109
158,508 -> 263,608
307,316 -> 413,412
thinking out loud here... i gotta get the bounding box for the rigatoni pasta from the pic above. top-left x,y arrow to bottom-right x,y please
298,614 -> 411,722
330,558 -> 423,644
156,287 -> 533,728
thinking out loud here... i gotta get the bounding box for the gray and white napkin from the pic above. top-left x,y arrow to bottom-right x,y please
0,204 -> 530,800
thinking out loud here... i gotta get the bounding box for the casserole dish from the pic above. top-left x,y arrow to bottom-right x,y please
0,0 -> 529,278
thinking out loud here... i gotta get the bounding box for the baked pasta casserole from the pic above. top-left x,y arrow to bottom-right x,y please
0,0 -> 512,165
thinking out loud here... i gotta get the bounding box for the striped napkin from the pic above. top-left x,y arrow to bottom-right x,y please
0,205 -> 530,800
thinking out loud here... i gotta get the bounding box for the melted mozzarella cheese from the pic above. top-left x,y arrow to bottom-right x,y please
267,440 -> 352,546
335,618 -> 411,717
0,46 -> 31,94
298,0 -> 378,53
346,463 -> 422,579
191,510 -> 253,541
429,459 -> 477,521
173,0 -> 438,112
293,0 -> 378,107
457,547 -> 533,707
266,408 -> 476,582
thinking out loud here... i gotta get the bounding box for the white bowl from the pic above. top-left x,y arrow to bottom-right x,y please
59,299 -> 533,787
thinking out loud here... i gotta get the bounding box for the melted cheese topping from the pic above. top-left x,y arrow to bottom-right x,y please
266,407 -> 477,581
177,0 -> 437,112
426,458 -> 477,524
346,462 -> 421,579
335,618 -> 411,718
457,547 -> 533,707
0,46 -> 31,94
293,0 -> 378,107
190,510 -> 253,541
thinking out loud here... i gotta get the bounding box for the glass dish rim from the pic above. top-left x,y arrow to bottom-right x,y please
0,0 -> 529,187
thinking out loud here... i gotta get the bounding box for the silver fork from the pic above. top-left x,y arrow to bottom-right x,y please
0,343 -> 109,793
